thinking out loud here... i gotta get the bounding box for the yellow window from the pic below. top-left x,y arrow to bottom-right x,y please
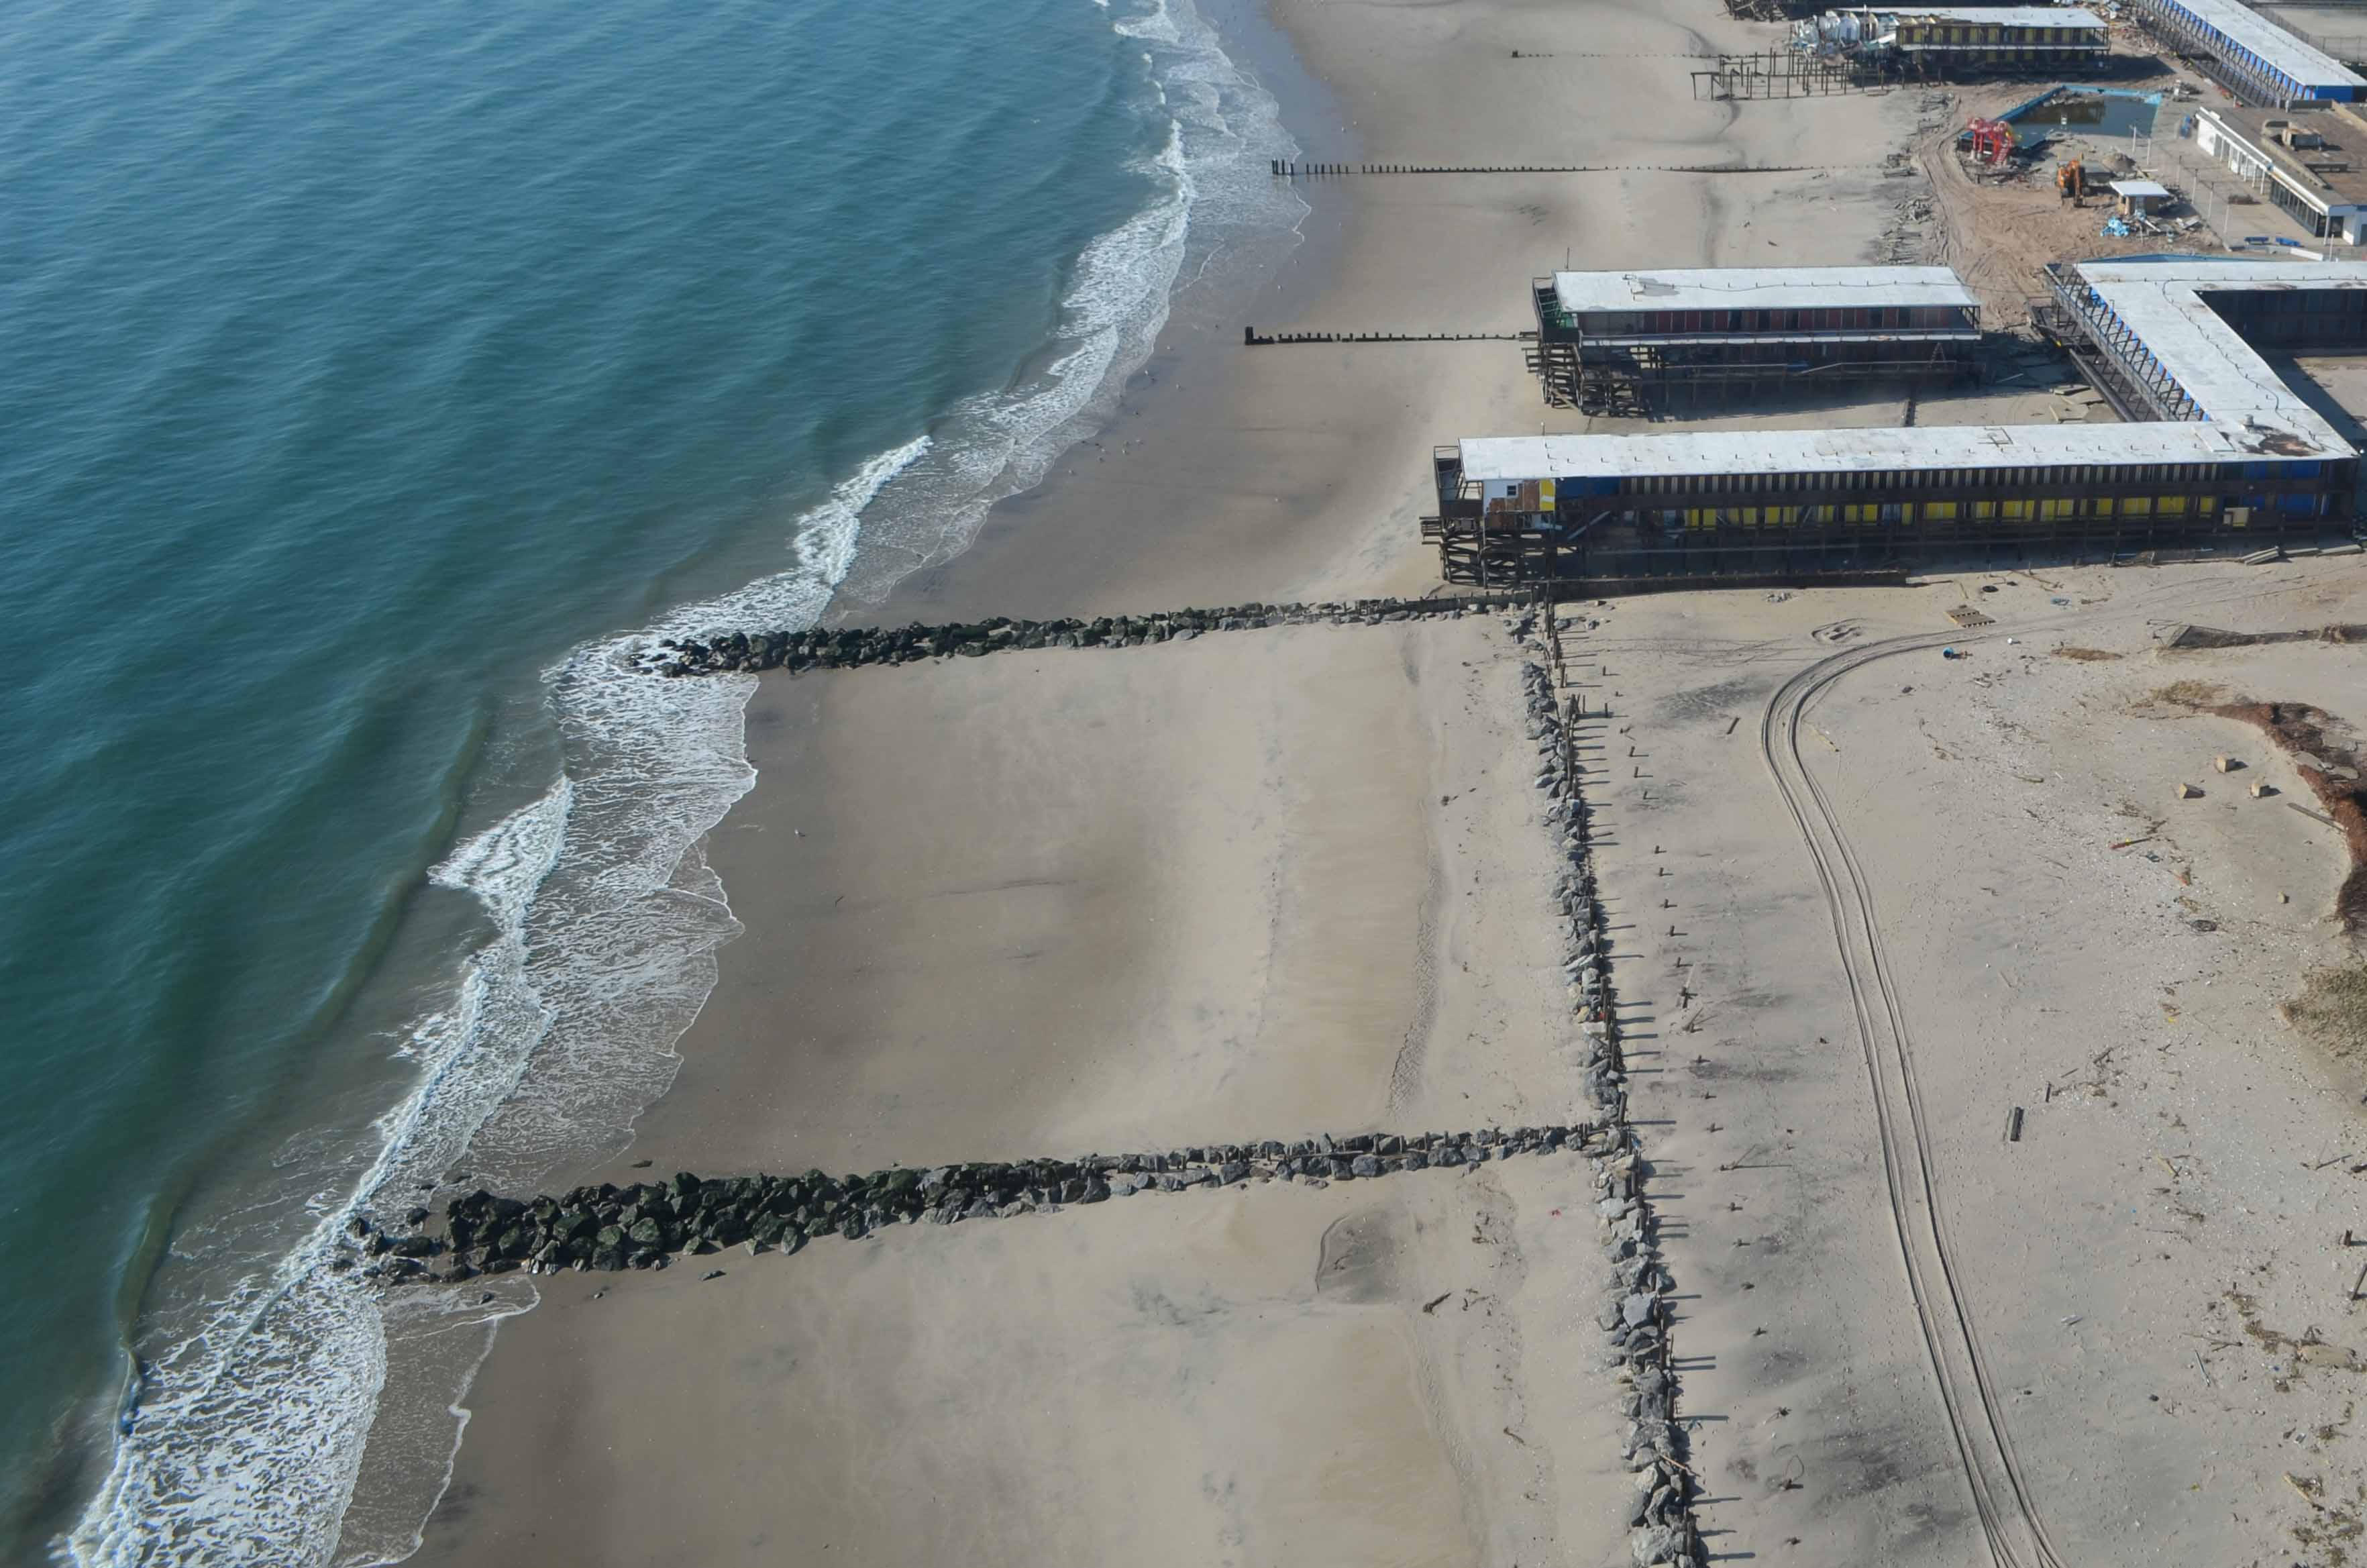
1971,500 -> 1996,519
1923,501 -> 1957,521
2157,494 -> 2189,515
2122,496 -> 2151,517
2002,499 -> 2032,520
2040,499 -> 2073,521
2093,497 -> 2114,517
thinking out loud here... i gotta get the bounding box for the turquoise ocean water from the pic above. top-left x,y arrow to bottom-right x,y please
0,0 -> 1301,1558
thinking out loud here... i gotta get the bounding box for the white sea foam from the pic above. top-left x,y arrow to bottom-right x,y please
1114,0 -> 1178,45
62,443 -> 918,1568
831,0 -> 1306,610
66,0 -> 1304,1558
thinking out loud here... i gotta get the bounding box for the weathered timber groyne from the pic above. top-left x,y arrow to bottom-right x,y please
1269,159 -> 1858,177
360,1125 -> 1595,1284
1520,620 -> 1705,1568
1242,327 -> 1526,346
645,594 -> 1534,678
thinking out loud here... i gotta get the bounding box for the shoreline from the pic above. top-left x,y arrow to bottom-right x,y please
372,1 -> 2367,1567
66,0 -> 1327,1559
303,0 -> 1339,1561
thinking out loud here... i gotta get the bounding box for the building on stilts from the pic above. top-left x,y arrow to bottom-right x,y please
1442,258 -> 2366,586
1528,266 -> 1982,413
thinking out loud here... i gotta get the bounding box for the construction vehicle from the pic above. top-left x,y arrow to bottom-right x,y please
2056,157 -> 2087,207
1964,117 -> 2016,167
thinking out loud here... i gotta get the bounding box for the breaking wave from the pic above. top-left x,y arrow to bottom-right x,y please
64,0 -> 1302,1558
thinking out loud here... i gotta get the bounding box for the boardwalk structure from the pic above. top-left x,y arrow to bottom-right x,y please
1793,5 -> 2109,76
2129,0 -> 2366,106
1526,266 -> 1982,411
1436,258 -> 2365,585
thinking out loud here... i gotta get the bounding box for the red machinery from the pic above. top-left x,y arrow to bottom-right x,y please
1964,117 -> 2017,166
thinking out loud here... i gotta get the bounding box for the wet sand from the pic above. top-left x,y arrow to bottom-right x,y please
399,0 -> 2367,1562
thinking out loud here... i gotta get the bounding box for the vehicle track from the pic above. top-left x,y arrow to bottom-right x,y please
1748,566 -> 2339,1563
1760,629 -> 2066,1568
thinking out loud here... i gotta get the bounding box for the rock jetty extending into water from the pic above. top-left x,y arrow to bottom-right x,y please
644,594 -> 1537,677
356,1125 -> 1595,1284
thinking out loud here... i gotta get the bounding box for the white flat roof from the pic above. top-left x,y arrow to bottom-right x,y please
1552,266 -> 1979,315
2151,0 -> 2366,91
2110,180 -> 2172,197
2067,257 -> 2360,443
1459,421 -> 2329,484
1470,259 -> 2367,484
1875,5 -> 2105,25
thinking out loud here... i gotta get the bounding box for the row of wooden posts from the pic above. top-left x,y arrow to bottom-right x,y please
1269,158 -> 1831,177
1243,327 -> 1522,346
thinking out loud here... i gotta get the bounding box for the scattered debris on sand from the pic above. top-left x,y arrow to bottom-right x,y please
2211,701 -> 2367,934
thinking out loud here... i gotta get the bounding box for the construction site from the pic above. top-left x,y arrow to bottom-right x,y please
395,0 -> 2367,1565
1440,258 -> 2364,584
1430,0 -> 2367,589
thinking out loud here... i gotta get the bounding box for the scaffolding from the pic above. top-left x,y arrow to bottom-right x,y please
1691,50 -> 1868,99
2037,264 -> 2205,421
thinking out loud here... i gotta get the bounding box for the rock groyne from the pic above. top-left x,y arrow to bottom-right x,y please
645,595 -> 1538,677
1521,644 -> 1705,1568
362,1125 -> 1596,1284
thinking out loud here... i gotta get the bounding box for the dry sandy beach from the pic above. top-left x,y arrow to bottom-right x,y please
410,0 -> 2367,1563
423,618 -> 1638,1567
1574,560 -> 2367,1563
